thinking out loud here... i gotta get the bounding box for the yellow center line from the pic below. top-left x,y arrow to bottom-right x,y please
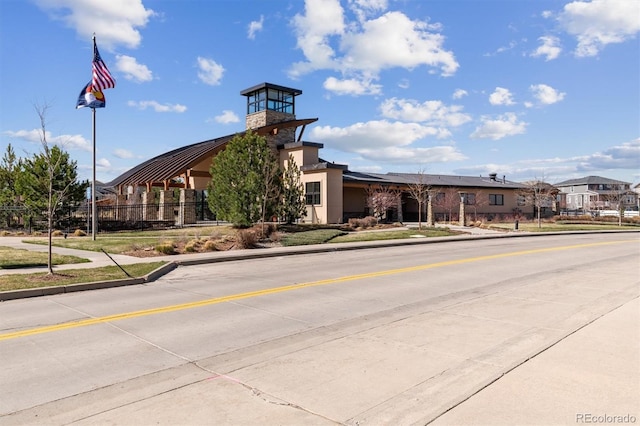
0,240 -> 634,341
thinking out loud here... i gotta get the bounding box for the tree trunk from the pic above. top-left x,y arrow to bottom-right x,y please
47,214 -> 53,275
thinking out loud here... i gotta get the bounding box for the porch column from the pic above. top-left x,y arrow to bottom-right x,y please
158,190 -> 174,222
127,193 -> 142,222
142,191 -> 157,221
178,189 -> 196,226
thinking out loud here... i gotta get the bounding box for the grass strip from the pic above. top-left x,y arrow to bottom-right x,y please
487,223 -> 639,232
331,228 -> 460,243
281,229 -> 347,246
0,246 -> 90,269
0,262 -> 166,292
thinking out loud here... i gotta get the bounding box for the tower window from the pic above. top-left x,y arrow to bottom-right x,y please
242,83 -> 301,115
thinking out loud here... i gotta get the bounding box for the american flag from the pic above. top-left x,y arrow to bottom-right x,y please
91,40 -> 115,92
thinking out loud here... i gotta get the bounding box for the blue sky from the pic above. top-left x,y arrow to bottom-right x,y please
1,0 -> 638,186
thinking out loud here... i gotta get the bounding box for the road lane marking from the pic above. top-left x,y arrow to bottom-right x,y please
0,239 -> 635,341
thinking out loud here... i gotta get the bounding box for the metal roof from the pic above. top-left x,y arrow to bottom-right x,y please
344,171 -> 525,189
108,118 -> 317,189
240,82 -> 302,96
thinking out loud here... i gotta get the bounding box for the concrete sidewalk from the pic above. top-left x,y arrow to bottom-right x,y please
430,297 -> 640,425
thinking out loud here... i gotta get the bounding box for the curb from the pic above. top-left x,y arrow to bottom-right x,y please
0,262 -> 177,301
1,229 -> 638,301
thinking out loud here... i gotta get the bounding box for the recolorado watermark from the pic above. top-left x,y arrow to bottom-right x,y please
576,413 -> 637,424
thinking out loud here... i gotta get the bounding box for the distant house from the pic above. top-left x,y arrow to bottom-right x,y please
555,176 -> 638,213
108,82 -> 534,225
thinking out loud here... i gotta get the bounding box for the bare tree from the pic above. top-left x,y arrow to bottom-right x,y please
406,169 -> 431,229
366,185 -> 400,223
602,184 -> 634,226
432,187 -> 460,223
16,103 -> 86,274
469,189 -> 489,222
518,178 -> 558,228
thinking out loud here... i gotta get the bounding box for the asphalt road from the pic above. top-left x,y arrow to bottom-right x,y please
1,232 -> 638,425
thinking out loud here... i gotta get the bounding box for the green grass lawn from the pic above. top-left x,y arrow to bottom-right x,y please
331,227 -> 461,243
0,246 -> 90,269
0,262 -> 166,292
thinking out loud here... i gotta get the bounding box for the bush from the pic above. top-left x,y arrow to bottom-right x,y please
155,240 -> 176,255
348,216 -> 378,229
51,230 -> 64,237
73,229 -> 87,237
0,230 -> 10,236
236,229 -> 258,249
185,239 -> 200,252
203,240 -> 218,251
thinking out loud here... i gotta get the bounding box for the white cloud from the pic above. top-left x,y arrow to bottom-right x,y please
356,145 -> 466,164
576,138 -> 640,171
127,100 -> 187,113
323,76 -> 382,95
214,110 -> 240,124
452,89 -> 467,100
311,120 -> 450,151
4,129 -> 91,152
470,113 -> 527,140
197,57 -> 224,86
456,139 -> 640,181
248,15 -> 264,39
113,148 -> 134,159
492,40 -> 518,56
558,0 -> 640,57
115,55 -> 153,82
310,119 -> 462,164
290,1 -> 458,94
489,87 -> 515,106
348,0 -> 388,23
290,0 -> 345,77
531,36 -> 562,61
34,0 -> 155,50
379,98 -> 471,127
96,158 -> 111,169
340,11 -> 458,76
529,84 -> 566,105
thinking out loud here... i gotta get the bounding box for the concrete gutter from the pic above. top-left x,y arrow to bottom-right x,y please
1,229 -> 638,301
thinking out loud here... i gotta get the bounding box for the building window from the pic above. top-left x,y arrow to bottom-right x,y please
247,87 -> 295,114
305,182 -> 321,205
489,194 -> 504,205
461,193 -> 475,205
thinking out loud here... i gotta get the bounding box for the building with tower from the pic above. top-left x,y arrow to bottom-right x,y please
108,82 -> 532,226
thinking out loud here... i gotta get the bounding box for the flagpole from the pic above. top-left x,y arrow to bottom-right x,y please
92,106 -> 97,240
91,33 -> 97,241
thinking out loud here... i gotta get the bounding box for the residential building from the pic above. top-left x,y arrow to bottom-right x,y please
555,176 -> 638,213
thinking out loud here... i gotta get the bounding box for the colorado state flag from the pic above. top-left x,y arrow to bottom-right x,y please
76,82 -> 105,109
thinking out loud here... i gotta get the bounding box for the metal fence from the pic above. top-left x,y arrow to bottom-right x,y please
0,200 -> 215,233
